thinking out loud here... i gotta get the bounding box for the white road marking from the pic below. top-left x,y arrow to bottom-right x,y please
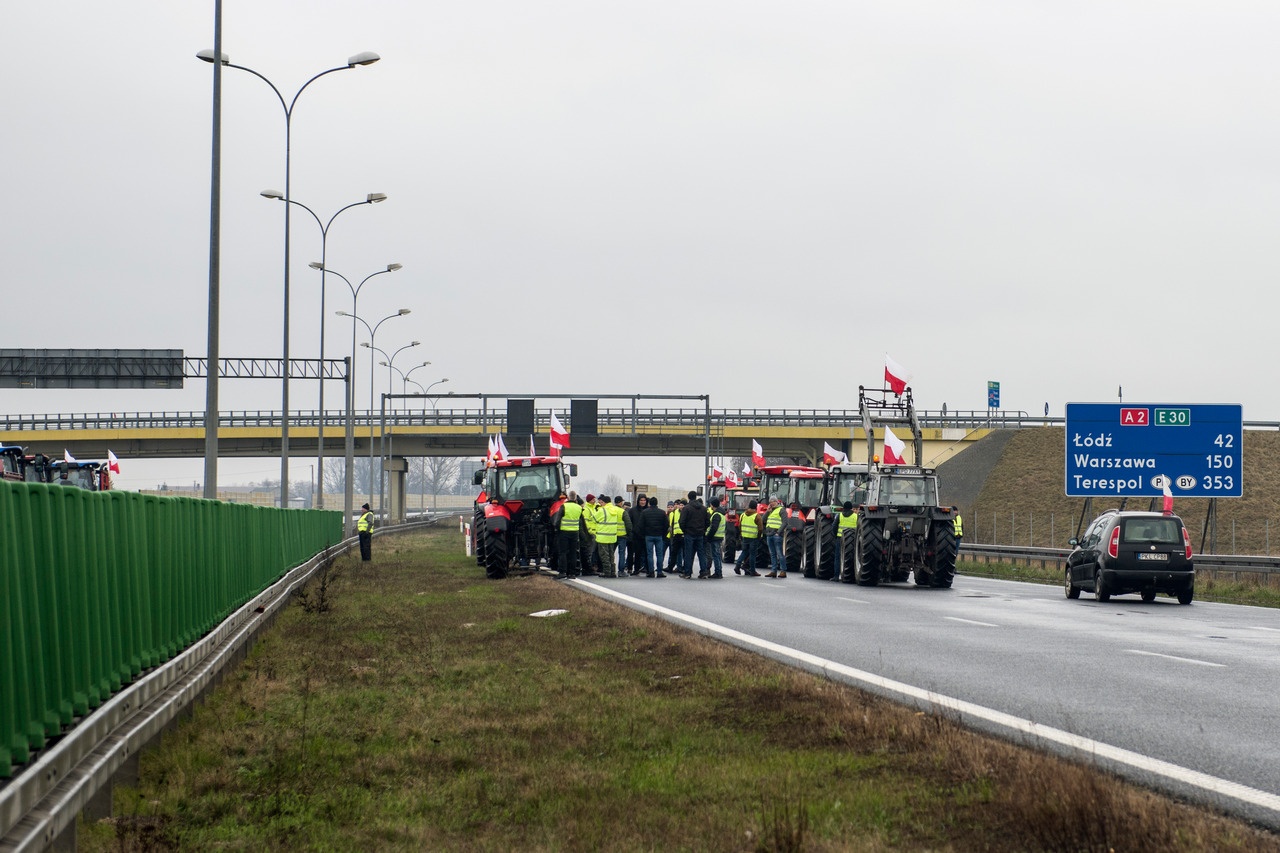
835,597 -> 869,605
944,616 -> 1000,627
582,583 -> 1280,819
1126,649 -> 1225,668
1249,626 -> 1280,633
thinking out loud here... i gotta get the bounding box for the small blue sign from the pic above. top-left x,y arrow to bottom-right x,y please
987,381 -> 1000,408
1064,403 -> 1242,498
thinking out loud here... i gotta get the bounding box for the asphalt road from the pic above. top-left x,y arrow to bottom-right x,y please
568,563 -> 1280,828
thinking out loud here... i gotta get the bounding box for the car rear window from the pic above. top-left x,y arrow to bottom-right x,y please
1120,518 -> 1182,545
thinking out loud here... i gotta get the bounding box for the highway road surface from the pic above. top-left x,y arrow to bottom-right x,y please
568,566 -> 1280,828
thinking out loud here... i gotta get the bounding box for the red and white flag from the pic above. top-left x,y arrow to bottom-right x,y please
882,427 -> 906,465
107,450 -> 121,474
496,434 -> 510,460
549,410 -> 571,449
530,435 -> 537,457
487,436 -> 497,460
751,439 -> 766,469
742,462 -> 751,476
711,464 -> 725,480
726,469 -> 739,488
64,449 -> 76,464
1162,476 -> 1174,515
884,354 -> 913,396
822,442 -> 847,466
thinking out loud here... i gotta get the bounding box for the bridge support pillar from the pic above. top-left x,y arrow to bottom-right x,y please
385,456 -> 408,525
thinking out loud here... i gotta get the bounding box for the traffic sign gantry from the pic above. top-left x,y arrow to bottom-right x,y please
1064,403 -> 1243,498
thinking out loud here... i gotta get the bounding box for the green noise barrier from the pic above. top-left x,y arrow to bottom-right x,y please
0,481 -> 343,778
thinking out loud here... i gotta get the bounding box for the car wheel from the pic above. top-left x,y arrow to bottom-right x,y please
1140,589 -> 1156,603
1094,570 -> 1110,602
1177,585 -> 1194,605
1065,568 -> 1080,599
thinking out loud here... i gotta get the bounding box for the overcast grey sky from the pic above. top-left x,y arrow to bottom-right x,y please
3,2 -> 1277,491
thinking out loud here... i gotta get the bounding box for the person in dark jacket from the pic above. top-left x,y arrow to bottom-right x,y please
680,492 -> 710,578
639,496 -> 671,577
627,495 -> 648,574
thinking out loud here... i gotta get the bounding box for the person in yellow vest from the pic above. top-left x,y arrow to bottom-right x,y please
357,503 -> 375,561
952,507 -> 964,553
595,494 -> 619,577
835,500 -> 859,579
764,497 -> 786,577
705,497 -> 727,579
580,494 -> 599,574
736,499 -> 763,577
666,499 -> 686,575
553,491 -> 584,578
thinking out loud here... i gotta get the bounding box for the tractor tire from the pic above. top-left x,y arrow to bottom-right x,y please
784,530 -> 805,574
838,532 -> 857,583
802,525 -> 817,577
815,519 -> 836,580
473,509 -> 485,565
927,522 -> 957,589
484,529 -> 509,579
855,519 -> 884,586
757,537 -> 772,572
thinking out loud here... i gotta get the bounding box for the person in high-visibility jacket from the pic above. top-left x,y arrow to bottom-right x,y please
553,491 -> 584,578
666,499 -> 686,575
835,500 -> 859,578
595,494 -> 619,577
952,507 -> 964,552
580,494 -> 599,574
705,497 -> 727,579
357,502 -> 375,561
764,497 -> 786,577
736,499 -> 763,577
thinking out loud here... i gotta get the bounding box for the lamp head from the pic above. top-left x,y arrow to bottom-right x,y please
348,51 -> 381,67
309,262 -> 324,270
397,308 -> 411,316
360,342 -> 372,349
410,340 -> 422,347
367,193 -> 388,204
260,189 -> 284,200
387,263 -> 402,272
197,49 -> 230,65
336,310 -> 351,317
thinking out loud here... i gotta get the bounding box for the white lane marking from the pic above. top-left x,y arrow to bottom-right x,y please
1249,626 -> 1280,633
582,583 -> 1280,818
1126,649 -> 1225,668
944,616 -> 999,627
835,597 -> 869,605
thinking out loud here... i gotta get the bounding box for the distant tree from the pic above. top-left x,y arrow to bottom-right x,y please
408,456 -> 461,508
601,474 -> 623,499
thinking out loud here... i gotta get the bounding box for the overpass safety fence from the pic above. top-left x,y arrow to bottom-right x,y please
0,479 -> 343,779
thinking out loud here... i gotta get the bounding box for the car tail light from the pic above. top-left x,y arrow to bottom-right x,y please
1183,527 -> 1193,560
1108,527 -> 1120,559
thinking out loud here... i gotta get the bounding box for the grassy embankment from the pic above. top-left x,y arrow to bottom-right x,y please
84,527 -> 1280,852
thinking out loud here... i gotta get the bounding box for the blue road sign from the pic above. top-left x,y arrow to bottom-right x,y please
987,380 -> 999,408
1064,403 -> 1242,498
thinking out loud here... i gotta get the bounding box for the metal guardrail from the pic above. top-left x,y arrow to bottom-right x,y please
961,543 -> 1280,580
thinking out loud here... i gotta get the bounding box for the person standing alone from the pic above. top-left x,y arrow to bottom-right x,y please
358,503 -> 375,561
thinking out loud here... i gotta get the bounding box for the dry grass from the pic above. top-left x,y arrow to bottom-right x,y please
85,527 -> 1280,852
968,428 -> 1280,554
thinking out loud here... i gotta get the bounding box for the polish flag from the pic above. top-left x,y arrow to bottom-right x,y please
884,354 -> 913,396
530,435 -> 537,457
882,427 -> 906,465
1162,476 -> 1174,515
726,469 -> 739,488
751,440 -> 766,469
549,410 -> 571,449
822,442 -> 847,466
107,450 -> 121,474
487,436 -> 497,460
64,449 -> 76,464
742,462 -> 751,476
496,434 -> 510,461
711,464 -> 725,480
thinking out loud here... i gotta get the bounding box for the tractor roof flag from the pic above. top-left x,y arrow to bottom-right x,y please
882,427 -> 907,465
64,449 -> 76,464
822,442 -> 847,466
711,464 -> 725,480
726,468 -> 740,488
107,450 -> 121,474
751,439 -> 766,469
1162,475 -> 1174,515
496,434 -> 510,461
884,354 -> 913,396
486,435 -> 497,460
549,410 -> 570,451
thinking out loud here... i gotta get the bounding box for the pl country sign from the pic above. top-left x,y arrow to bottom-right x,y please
1064,403 -> 1243,498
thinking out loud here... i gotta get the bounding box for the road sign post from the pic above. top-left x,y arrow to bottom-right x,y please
1064,403 -> 1242,498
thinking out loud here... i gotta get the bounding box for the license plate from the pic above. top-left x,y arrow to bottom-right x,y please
1137,552 -> 1169,561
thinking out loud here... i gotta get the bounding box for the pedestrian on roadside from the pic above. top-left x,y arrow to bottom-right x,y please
705,497 -> 726,579
764,497 -> 786,577
595,494 -> 619,577
628,496 -> 648,574
667,499 -> 686,575
738,499 -> 762,576
552,491 -> 583,578
640,496 -> 669,577
613,496 -> 631,573
577,495 -> 596,575
835,500 -> 858,579
952,507 -> 964,552
680,491 -> 709,578
357,503 -> 375,561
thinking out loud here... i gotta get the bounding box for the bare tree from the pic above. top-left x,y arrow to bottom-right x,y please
408,456 -> 461,509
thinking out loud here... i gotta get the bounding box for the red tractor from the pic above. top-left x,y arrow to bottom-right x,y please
471,455 -> 579,579
751,464 -> 824,573
705,476 -> 753,562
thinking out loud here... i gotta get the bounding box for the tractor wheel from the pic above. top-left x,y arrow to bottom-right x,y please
784,530 -> 805,574
838,532 -> 857,583
927,522 -> 957,589
473,510 -> 485,565
815,519 -> 837,580
757,536 -> 772,572
855,520 -> 884,586
802,526 -> 817,577
484,529 -> 509,579
724,526 -> 740,564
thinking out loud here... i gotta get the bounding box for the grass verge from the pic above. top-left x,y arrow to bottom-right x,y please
84,528 -> 1280,851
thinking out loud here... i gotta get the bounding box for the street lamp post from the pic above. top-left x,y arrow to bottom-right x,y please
259,191 -> 387,509
197,47 -> 381,508
319,264 -> 401,532
338,308 -> 411,514
370,341 -> 420,520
